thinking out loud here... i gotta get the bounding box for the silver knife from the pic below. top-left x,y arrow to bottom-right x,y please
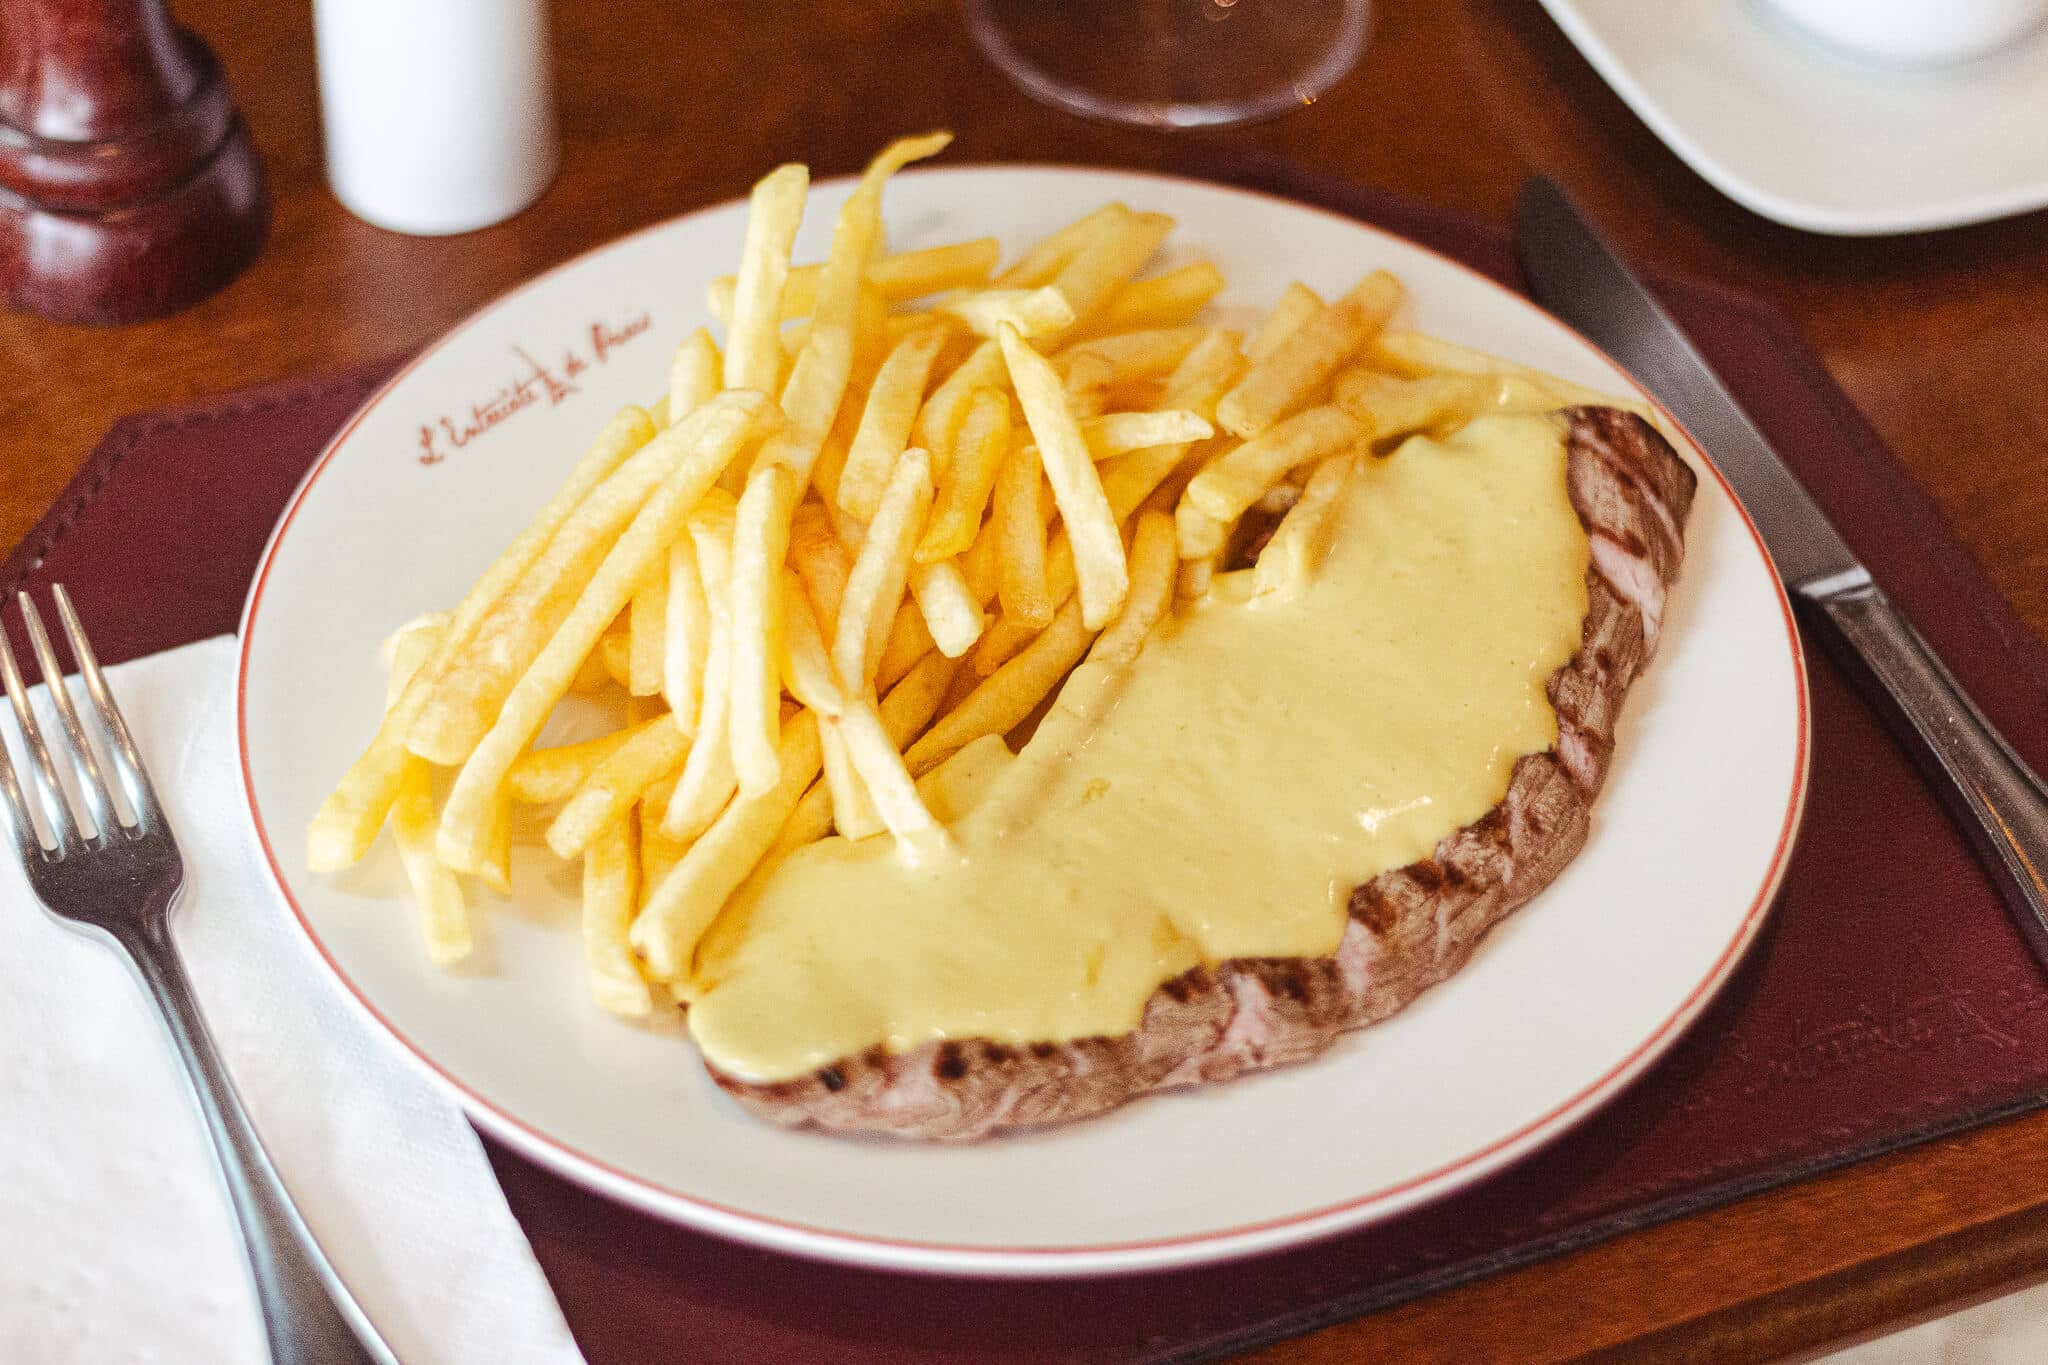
1514,175 -> 2048,960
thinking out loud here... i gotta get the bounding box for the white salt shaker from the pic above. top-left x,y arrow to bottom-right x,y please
314,0 -> 560,236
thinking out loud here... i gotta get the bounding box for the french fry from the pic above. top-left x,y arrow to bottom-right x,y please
1184,405 -> 1366,524
307,404 -> 657,872
935,286 -> 1075,340
631,711 -> 824,980
834,447 -> 933,690
1158,327 -> 1250,419
907,557 -> 986,658
1090,512 -> 1177,666
853,285 -> 891,370
508,716 -> 666,804
1176,500 -> 1231,561
789,504 -> 852,629
1042,209 -> 1173,340
717,139 -> 950,799
728,463 -> 795,795
1097,328 -> 1246,518
912,337 -> 1005,467
779,650 -> 954,848
1217,271 -> 1402,438
866,237 -> 1002,303
638,777 -> 687,902
583,817 -> 651,1017
627,561 -> 667,696
390,756 -> 471,964
993,202 -> 1128,288
664,493 -> 742,840
917,733 -> 1016,822
834,694 -> 939,845
548,714 -> 690,860
409,406 -> 689,766
1368,330 -> 1654,418
662,532 -> 709,729
994,438 -> 1052,629
809,434 -> 851,509
1256,482 -> 1302,516
819,718 -> 881,840
836,323 -> 947,518
875,600 -> 938,691
1059,352 -> 1115,420
1077,262 -> 1226,339
435,395 -> 777,876
976,366 -> 1217,673
906,598 -> 1092,776
1057,326 -> 1205,384
1248,281 -> 1324,362
724,163 -> 809,395
959,515 -> 1004,604
382,612 -> 448,706
916,387 -> 1009,562
778,570 -> 845,717
776,306 -> 936,372
600,629 -> 632,688
999,322 -> 1127,629
767,132 -> 950,469
568,648 -> 614,694
478,794 -> 514,895
669,329 -> 721,426
1254,454 -> 1356,598
707,237 -> 1001,322
1079,410 -> 1214,459
879,639 -> 958,744
1331,368 -> 1490,442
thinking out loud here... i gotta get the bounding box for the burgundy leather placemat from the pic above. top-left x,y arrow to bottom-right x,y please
11,174 -> 2048,1365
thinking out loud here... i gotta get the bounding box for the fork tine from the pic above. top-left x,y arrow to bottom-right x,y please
19,592 -> 118,838
0,669 -> 45,861
52,584 -> 163,828
0,610 -> 77,850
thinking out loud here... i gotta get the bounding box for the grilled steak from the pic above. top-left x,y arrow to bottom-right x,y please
709,406 -> 1696,1140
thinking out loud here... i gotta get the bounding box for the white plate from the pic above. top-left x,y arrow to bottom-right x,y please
1539,0 -> 2048,235
237,166 -> 1808,1276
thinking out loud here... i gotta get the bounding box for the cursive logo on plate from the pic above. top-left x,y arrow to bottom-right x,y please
416,311 -> 656,466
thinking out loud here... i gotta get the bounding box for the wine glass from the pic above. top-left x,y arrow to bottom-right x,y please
964,0 -> 1372,130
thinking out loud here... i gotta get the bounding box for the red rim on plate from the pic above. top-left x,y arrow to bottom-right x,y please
235,166 -> 1811,1275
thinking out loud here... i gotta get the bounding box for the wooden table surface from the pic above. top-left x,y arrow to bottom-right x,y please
8,1 -> 2047,1360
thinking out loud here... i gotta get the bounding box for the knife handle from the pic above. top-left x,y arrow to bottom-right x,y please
1804,568 -> 2048,959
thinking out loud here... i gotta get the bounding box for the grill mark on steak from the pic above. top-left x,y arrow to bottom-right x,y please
709,408 -> 1697,1140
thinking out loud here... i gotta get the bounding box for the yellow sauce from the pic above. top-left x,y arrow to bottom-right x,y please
687,413 -> 1590,1082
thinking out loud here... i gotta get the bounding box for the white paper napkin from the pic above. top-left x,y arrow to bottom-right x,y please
0,635 -> 584,1365
1817,1277 -> 2048,1363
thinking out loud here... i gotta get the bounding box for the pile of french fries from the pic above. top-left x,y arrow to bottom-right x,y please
308,132 -> 1621,1018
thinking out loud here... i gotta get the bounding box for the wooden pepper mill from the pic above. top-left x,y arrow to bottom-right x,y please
0,0 -> 267,325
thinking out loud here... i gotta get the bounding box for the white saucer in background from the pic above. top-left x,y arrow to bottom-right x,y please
1537,0 -> 2048,235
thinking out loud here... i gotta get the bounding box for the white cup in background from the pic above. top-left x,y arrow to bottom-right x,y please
1760,0 -> 2048,67
314,0 -> 560,236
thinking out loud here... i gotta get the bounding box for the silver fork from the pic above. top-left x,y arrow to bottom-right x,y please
2,586 -> 394,1365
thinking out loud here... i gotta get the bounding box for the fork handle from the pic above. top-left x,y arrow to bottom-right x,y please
116,916 -> 396,1365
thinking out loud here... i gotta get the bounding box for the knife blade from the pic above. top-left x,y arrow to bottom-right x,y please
1515,176 -> 1859,590
1514,175 -> 2048,963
